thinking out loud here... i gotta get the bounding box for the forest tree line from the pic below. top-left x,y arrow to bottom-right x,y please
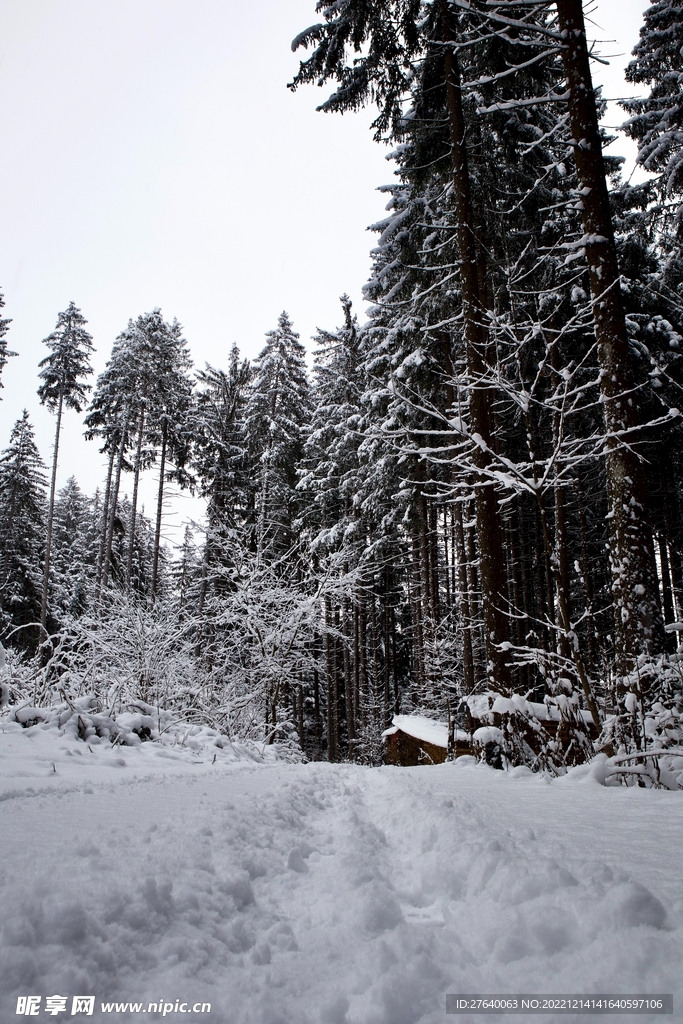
1,0 -> 683,772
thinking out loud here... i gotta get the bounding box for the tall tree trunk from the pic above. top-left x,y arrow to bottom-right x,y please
358,594 -> 368,730
429,501 -> 440,625
313,634 -> 323,760
101,405 -> 131,595
325,596 -> 337,762
383,568 -> 392,726
411,531 -> 426,692
150,420 -> 168,602
507,510 -> 527,690
574,472 -> 600,679
453,497 -> 475,695
126,406 -> 146,589
353,602 -> 361,743
556,0 -> 663,671
343,592 -> 354,741
95,444 -> 117,597
40,392 -> 64,635
464,497 -> 483,681
536,491 -> 601,731
440,0 -> 511,693
658,534 -> 677,655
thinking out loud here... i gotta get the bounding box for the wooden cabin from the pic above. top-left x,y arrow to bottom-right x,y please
383,715 -> 471,766
383,697 -> 599,767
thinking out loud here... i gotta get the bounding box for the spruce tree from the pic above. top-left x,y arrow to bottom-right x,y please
0,291 -> 14,395
623,1 -> 683,198
50,476 -> 95,618
192,346 -> 251,613
299,296 -> 364,553
0,412 -> 47,650
37,302 -> 94,632
85,310 -> 192,601
84,325 -> 138,595
244,312 -> 311,560
143,312 -> 194,601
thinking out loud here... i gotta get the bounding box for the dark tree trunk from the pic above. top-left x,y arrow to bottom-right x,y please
440,0 -> 511,692
40,392 -> 64,635
101,405 -> 131,596
151,420 -> 168,602
556,0 -> 663,670
411,531 -> 425,691
313,635 -> 323,760
95,444 -> 117,596
325,597 -> 337,762
126,405 -> 146,589
574,473 -> 600,680
453,498 -> 475,695
658,534 -> 677,654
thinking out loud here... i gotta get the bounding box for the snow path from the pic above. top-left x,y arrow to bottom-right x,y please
1,746 -> 682,1024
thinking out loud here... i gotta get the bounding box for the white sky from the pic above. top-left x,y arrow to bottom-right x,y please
0,0 -> 652,547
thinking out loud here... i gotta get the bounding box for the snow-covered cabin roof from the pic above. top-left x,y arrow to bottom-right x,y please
382,715 -> 468,748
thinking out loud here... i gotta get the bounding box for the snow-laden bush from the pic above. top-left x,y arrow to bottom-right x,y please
462,659 -> 683,789
1,693 -> 299,763
597,653 -> 683,788
0,590 -> 308,758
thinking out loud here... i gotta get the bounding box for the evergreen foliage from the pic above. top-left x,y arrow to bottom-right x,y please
624,0 -> 683,196
244,312 -> 312,559
0,290 -> 14,395
37,302 -> 95,632
0,412 -> 47,650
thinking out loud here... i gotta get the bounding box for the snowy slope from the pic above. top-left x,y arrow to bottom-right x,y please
0,726 -> 681,1024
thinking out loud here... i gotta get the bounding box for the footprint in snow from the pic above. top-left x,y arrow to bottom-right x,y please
287,848 -> 309,873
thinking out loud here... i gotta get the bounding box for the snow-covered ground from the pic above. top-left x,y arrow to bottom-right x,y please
1,723 -> 682,1024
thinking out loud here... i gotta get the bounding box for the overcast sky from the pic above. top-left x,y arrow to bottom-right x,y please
0,0 -> 652,546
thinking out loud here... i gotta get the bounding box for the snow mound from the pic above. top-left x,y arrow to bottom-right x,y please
0,697 -> 295,798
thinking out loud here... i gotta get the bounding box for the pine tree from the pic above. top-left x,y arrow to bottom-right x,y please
299,296 -> 364,553
192,346 -> 251,613
143,312 -> 194,602
37,303 -> 94,633
623,1 -> 683,198
50,477 -> 95,619
0,412 -> 47,650
84,325 -> 137,594
0,291 -> 15,395
244,312 -> 311,560
84,310 -> 192,601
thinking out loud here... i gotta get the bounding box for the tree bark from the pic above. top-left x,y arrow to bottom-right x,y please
440,0 -> 512,693
556,0 -> 663,671
658,534 -> 677,655
126,405 -> 146,589
101,405 -> 130,596
40,392 -> 64,635
150,420 -> 168,602
453,498 -> 475,695
95,444 -> 116,597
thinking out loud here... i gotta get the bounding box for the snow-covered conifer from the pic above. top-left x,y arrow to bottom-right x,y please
192,346 -> 251,612
624,1 -> 683,197
244,312 -> 311,560
0,412 -> 47,650
0,291 -> 15,395
37,302 -> 94,631
50,477 -> 95,619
